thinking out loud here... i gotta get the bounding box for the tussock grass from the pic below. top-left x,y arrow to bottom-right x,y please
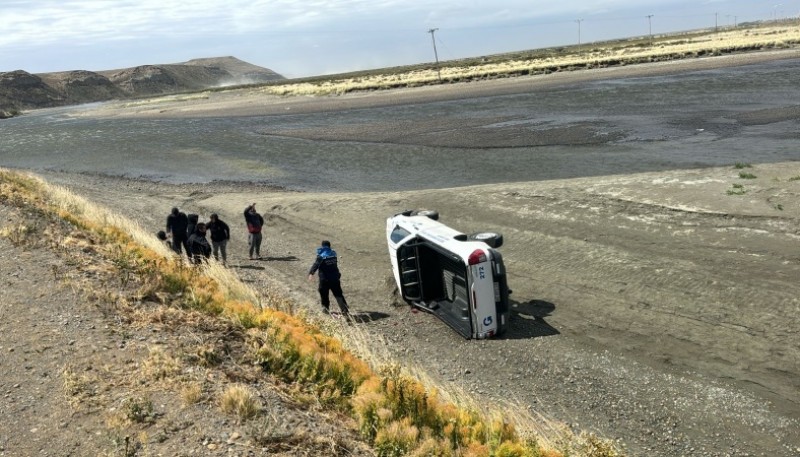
180,382 -> 204,405
0,168 -> 621,457
0,221 -> 41,247
738,172 -> 757,179
219,384 -> 261,423
62,365 -> 97,407
140,346 -> 183,381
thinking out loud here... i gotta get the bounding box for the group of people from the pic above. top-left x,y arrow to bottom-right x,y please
162,204 -> 349,316
164,207 -> 231,265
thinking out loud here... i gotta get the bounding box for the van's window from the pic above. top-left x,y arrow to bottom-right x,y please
390,225 -> 411,243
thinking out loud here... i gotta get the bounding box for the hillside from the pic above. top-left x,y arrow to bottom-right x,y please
0,56 -> 283,117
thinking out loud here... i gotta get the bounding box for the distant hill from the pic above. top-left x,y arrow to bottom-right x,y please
0,56 -> 283,118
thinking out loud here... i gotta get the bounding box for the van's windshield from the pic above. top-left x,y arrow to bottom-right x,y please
390,225 -> 411,243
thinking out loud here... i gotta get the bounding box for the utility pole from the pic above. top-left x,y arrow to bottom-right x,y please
428,28 -> 441,81
715,12 -> 718,32
575,19 -> 583,53
773,4 -> 782,21
646,14 -> 653,43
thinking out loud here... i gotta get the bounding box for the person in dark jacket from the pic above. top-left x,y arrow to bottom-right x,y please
166,207 -> 189,255
185,213 -> 199,259
243,203 -> 264,260
186,222 -> 212,264
206,213 -> 230,265
307,240 -> 349,315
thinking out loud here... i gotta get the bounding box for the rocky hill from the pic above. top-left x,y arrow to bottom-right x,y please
0,56 -> 283,117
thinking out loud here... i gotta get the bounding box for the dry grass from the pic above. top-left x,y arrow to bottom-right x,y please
62,365 -> 97,407
180,382 -> 204,405
219,384 -> 261,423
140,346 -> 183,382
0,167 -> 622,457
0,221 -> 42,247
253,22 -> 800,97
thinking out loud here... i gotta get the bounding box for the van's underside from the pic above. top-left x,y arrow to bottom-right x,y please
398,239 -> 474,338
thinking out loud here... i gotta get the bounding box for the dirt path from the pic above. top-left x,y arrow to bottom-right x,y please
40,160 -> 800,457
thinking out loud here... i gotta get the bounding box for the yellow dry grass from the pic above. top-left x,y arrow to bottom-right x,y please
259,22 -> 800,97
219,384 -> 262,423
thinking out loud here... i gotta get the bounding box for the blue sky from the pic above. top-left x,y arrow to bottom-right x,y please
0,0 -> 794,78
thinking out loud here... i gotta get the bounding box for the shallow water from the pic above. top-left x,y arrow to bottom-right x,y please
1,59 -> 799,192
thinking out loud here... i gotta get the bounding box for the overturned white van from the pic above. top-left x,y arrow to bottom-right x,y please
386,210 -> 510,339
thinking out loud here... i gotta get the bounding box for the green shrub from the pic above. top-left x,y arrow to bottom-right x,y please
726,184 -> 747,195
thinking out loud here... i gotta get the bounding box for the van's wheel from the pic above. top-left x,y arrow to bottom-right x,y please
468,231 -> 503,248
413,209 -> 439,220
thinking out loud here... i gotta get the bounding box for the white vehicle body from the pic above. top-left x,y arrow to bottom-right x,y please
386,211 -> 510,339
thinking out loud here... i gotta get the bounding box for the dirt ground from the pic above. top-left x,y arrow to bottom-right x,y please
31,159 -> 799,457
4,50 -> 800,457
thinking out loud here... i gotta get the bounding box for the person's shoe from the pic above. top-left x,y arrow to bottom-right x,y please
321,307 -> 330,315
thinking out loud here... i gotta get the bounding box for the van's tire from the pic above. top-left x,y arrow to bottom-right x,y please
468,231 -> 503,248
413,210 -> 439,220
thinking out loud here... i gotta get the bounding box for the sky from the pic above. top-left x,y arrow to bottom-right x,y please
0,0 -> 795,78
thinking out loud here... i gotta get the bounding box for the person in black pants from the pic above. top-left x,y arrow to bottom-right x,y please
243,203 -> 264,259
165,207 -> 189,255
206,213 -> 230,265
307,240 -> 349,316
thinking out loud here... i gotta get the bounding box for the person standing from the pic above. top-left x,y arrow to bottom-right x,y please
166,207 -> 189,255
185,213 -> 199,259
307,240 -> 349,316
186,222 -> 212,264
207,213 -> 230,265
243,203 -> 264,260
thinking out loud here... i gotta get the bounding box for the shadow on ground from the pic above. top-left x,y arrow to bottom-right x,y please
329,311 -> 391,324
501,299 -> 560,340
257,256 -> 299,262
233,264 -> 265,271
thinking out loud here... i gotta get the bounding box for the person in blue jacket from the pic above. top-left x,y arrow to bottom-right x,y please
307,240 -> 349,316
